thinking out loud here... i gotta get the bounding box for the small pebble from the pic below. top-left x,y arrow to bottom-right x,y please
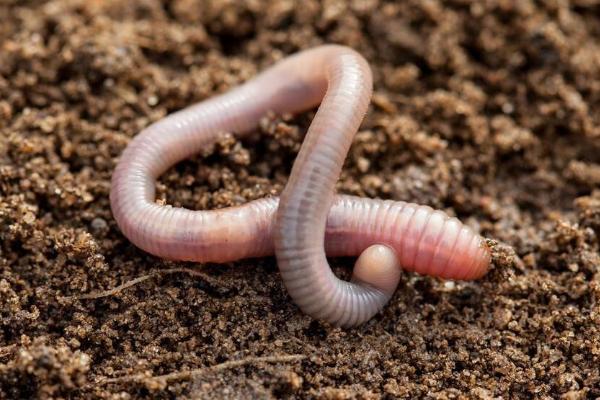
90,217 -> 108,232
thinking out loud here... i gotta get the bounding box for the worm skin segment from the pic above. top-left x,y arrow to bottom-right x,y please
352,245 -> 402,298
110,45 -> 491,327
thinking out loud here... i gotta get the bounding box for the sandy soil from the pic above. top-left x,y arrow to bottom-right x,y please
1,0 -> 599,398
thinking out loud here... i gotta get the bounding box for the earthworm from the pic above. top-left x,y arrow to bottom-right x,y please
110,45 -> 491,327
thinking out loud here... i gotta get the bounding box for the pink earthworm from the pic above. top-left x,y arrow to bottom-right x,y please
110,45 -> 491,327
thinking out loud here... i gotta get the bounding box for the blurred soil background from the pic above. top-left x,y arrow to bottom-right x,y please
1,0 -> 599,398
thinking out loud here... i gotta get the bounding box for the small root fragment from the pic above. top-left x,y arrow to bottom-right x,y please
72,267 -> 217,300
99,354 -> 306,385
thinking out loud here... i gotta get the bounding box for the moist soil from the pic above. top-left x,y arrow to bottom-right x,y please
1,0 -> 599,398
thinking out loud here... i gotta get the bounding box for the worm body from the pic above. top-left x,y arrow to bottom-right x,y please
110,45 -> 490,327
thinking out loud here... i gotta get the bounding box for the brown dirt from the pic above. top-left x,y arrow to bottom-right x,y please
1,0 -> 599,398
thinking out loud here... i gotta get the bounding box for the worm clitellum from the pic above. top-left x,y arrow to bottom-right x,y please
110,45 -> 491,327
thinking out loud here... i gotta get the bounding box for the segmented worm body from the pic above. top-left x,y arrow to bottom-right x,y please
110,45 -> 491,327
